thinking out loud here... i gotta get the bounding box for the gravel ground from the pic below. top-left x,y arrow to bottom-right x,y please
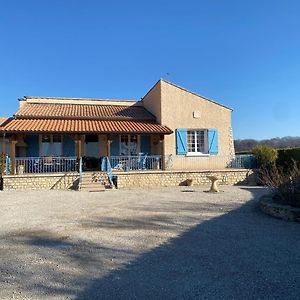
0,186 -> 299,300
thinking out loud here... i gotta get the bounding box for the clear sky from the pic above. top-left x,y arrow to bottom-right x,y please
0,0 -> 299,139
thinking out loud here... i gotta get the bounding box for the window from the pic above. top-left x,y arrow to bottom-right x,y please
41,135 -> 63,156
187,130 -> 207,154
41,135 -> 52,156
176,128 -> 218,156
52,135 -> 62,156
120,134 -> 139,156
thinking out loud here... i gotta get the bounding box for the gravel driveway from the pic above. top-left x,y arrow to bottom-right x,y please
0,186 -> 299,299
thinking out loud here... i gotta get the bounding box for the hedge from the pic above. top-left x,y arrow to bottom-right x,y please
0,153 -> 5,175
277,148 -> 300,170
237,147 -> 300,170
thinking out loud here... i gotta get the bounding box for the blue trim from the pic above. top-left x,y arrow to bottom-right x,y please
110,135 -> 119,156
25,135 -> 39,157
208,128 -> 218,155
140,135 -> 151,154
176,129 -> 187,155
63,135 -> 75,156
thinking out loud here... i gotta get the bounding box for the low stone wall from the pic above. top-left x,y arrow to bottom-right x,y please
259,195 -> 300,223
114,169 -> 258,189
3,173 -> 79,191
2,170 -> 257,191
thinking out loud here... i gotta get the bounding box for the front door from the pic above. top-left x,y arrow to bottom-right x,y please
84,135 -> 99,170
85,134 -> 99,158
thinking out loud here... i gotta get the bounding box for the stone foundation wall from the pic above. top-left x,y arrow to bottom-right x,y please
3,173 -> 79,191
2,170 -> 257,191
114,169 -> 258,189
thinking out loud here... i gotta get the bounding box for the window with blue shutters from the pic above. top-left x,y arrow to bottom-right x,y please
177,128 -> 219,156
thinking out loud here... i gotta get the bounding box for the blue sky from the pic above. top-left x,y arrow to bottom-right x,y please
0,0 -> 299,139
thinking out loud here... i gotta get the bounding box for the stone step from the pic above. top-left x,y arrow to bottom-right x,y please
80,187 -> 105,192
80,172 -> 112,191
81,175 -> 109,181
80,183 -> 105,186
81,178 -> 108,182
81,182 -> 109,187
80,182 -> 106,192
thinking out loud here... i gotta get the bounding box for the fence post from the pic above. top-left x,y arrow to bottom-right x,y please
5,155 -> 9,175
79,157 -> 83,185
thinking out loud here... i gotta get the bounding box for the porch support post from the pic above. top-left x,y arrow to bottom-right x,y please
107,136 -> 112,159
75,134 -> 84,159
160,135 -> 165,170
9,138 -> 17,175
98,134 -> 101,158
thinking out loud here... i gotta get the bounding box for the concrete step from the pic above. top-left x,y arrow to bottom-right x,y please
80,183 -> 105,188
81,175 -> 109,183
80,188 -> 105,192
80,172 -> 111,191
81,182 -> 109,187
80,183 -> 105,192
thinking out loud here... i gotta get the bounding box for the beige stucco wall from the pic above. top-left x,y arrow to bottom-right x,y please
144,80 -> 235,170
142,80 -> 162,123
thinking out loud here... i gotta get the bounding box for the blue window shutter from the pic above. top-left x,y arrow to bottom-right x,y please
176,129 -> 187,155
63,135 -> 75,156
208,128 -> 218,155
140,135 -> 151,154
110,135 -> 119,156
24,135 -> 39,157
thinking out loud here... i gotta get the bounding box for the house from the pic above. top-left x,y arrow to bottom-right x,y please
142,80 -> 235,170
0,118 -> 9,155
0,79 -> 240,188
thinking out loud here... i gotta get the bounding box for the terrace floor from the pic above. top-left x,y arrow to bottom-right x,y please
0,186 -> 299,299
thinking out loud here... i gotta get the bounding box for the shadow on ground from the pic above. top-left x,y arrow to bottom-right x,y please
1,187 -> 299,299
74,187 -> 300,299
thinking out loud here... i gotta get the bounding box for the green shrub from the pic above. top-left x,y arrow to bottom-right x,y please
261,162 -> 300,208
252,145 -> 278,168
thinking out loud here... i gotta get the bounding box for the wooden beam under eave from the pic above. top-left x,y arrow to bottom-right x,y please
75,134 -> 84,159
107,136 -> 111,159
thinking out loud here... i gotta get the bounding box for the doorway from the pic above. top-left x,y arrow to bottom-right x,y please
84,135 -> 99,171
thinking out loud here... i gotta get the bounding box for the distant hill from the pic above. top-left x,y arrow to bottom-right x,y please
234,136 -> 300,152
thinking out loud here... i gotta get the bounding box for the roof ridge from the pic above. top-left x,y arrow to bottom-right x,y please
21,102 -> 144,107
22,96 -> 138,102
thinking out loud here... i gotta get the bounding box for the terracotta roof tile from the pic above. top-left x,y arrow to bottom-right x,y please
15,103 -> 154,120
0,118 -> 172,134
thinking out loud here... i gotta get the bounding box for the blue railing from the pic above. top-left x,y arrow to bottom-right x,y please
5,155 -> 10,175
13,157 -> 78,174
101,156 -> 113,186
109,155 -> 162,171
229,155 -> 257,169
